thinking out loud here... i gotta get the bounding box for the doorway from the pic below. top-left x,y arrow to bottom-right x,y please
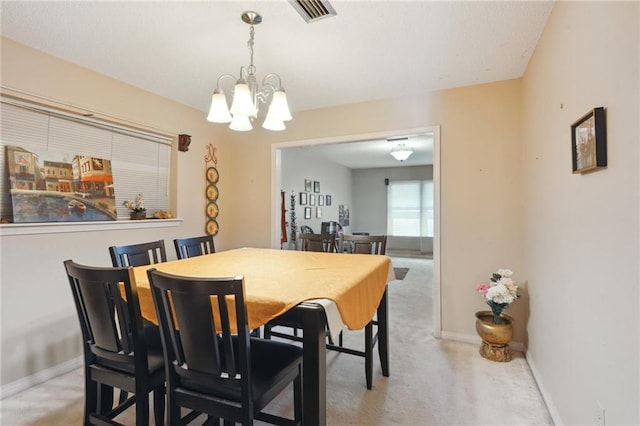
270,125 -> 442,337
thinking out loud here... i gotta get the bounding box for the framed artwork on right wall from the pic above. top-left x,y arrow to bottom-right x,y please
571,106 -> 607,174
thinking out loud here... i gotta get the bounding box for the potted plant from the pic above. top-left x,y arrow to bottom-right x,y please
475,269 -> 519,361
123,193 -> 146,220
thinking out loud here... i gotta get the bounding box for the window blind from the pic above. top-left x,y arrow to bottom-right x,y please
0,99 -> 172,220
386,180 -> 434,237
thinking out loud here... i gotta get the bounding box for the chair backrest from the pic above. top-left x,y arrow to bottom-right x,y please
109,240 -> 167,267
298,233 -> 336,252
64,259 -> 149,371
299,225 -> 314,234
173,235 -> 215,260
147,269 -> 252,410
342,234 -> 387,255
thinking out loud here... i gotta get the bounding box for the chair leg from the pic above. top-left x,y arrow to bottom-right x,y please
97,383 -> 114,415
364,321 -> 373,390
84,376 -> 98,425
136,389 -> 150,426
167,391 -> 182,425
264,324 -> 272,339
293,366 -> 303,425
153,386 -> 165,426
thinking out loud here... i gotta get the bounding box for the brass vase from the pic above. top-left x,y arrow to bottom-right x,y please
475,310 -> 513,362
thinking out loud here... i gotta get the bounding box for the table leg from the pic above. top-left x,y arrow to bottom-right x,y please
300,303 -> 327,426
377,286 -> 390,377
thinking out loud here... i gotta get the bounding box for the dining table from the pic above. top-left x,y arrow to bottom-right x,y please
132,247 -> 394,426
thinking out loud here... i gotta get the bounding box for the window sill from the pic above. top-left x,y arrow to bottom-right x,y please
0,218 -> 183,236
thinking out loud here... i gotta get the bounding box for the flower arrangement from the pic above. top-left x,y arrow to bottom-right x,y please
476,269 -> 518,324
123,193 -> 146,212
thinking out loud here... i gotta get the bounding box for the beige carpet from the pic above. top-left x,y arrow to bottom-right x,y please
0,256 -> 552,425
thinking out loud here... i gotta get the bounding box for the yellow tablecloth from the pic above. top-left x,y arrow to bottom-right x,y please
133,247 -> 392,331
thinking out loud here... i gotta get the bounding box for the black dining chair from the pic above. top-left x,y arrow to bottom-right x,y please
173,235 -> 215,260
332,234 -> 389,388
108,239 -> 167,405
63,260 -> 165,426
109,240 -> 167,267
265,234 -> 389,389
147,268 -> 303,425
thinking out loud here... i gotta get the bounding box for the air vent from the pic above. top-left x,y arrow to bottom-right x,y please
289,0 -> 337,23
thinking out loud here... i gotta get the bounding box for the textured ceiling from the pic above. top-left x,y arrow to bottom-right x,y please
0,0 -> 554,168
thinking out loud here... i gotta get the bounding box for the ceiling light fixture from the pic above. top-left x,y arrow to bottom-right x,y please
390,143 -> 414,162
206,11 -> 292,131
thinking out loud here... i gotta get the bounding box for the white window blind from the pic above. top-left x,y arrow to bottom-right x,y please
0,99 -> 171,220
387,180 -> 434,237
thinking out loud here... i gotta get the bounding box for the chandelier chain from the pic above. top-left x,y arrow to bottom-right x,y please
247,25 -> 256,75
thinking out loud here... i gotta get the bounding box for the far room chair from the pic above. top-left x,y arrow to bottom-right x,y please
147,268 -> 303,425
299,225 -> 314,234
109,240 -> 167,267
173,235 -> 215,260
297,232 -> 336,252
63,260 -> 165,426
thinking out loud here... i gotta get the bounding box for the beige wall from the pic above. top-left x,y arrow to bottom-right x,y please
1,36 -> 527,391
521,2 -> 639,424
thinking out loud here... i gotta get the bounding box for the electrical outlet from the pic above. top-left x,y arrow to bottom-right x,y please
595,401 -> 605,426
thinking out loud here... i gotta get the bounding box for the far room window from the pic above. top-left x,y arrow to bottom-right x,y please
387,180 -> 433,237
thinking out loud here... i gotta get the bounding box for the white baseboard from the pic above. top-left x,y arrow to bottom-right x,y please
526,354 -> 562,425
0,356 -> 83,400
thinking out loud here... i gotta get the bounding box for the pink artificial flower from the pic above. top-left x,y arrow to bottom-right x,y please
476,283 -> 490,296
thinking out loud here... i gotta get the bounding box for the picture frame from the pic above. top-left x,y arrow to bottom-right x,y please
304,179 -> 312,192
318,195 -> 324,206
316,207 -> 322,219
314,181 -> 320,193
325,195 -> 332,206
309,194 -> 316,206
571,107 -> 607,174
304,207 -> 312,220
299,192 -> 307,205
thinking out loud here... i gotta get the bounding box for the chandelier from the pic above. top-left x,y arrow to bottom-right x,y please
390,143 -> 414,162
206,11 -> 292,131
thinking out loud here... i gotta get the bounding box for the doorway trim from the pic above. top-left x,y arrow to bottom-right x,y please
270,125 -> 442,337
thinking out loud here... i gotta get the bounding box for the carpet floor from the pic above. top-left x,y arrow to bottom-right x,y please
0,256 -> 552,425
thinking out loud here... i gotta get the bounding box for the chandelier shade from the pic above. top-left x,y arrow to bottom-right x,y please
390,143 -> 414,162
206,11 -> 291,131
206,90 -> 232,123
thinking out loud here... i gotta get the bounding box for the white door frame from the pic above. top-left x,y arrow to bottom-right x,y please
270,125 -> 442,337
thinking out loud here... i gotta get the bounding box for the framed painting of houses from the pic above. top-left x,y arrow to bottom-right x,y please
5,145 -> 117,222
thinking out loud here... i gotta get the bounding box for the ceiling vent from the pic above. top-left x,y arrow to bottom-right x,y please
289,0 -> 337,23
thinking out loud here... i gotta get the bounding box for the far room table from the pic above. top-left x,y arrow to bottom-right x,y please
132,247 -> 393,426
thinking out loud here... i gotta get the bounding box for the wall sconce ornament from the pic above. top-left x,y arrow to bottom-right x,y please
178,134 -> 191,152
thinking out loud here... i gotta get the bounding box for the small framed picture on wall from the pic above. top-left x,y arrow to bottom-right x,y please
304,179 -> 312,192
309,194 -> 316,206
316,207 -> 322,218
314,181 -> 320,193
299,192 -> 307,205
325,195 -> 332,206
304,207 -> 312,220
318,195 -> 324,206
